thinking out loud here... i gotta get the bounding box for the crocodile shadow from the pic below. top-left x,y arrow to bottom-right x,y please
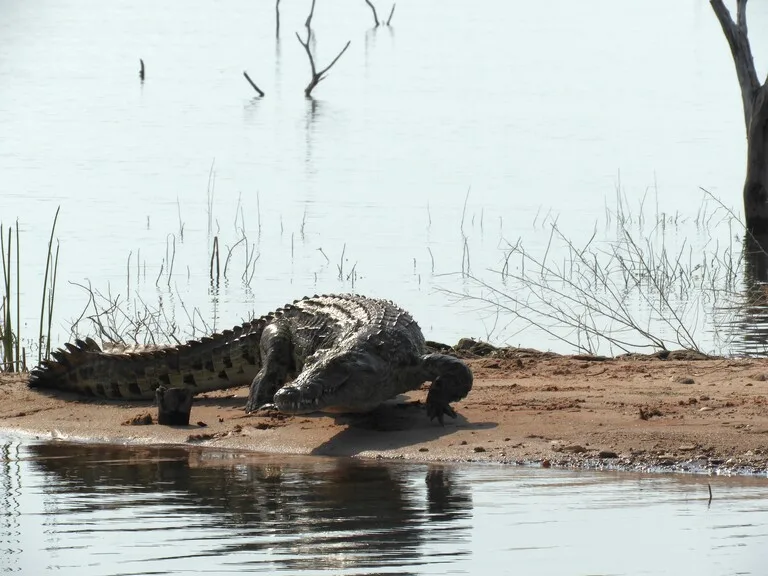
310,399 -> 497,457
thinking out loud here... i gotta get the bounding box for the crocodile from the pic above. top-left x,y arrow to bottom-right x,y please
28,294 -> 473,423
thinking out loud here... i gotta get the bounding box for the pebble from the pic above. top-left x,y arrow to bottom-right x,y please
671,375 -> 695,384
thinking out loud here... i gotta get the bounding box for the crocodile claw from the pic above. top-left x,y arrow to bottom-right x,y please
426,399 -> 457,426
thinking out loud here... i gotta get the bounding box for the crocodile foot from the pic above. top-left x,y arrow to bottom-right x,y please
419,353 -> 473,426
426,386 -> 459,426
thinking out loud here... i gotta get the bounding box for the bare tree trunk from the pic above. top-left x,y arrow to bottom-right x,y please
711,0 -> 768,232
744,85 -> 768,228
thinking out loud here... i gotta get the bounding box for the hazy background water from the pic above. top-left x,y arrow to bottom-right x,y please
2,0 -> 768,355
2,437 -> 768,575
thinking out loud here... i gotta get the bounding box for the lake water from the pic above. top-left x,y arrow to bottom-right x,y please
2,0 -> 768,356
1,437 -> 767,575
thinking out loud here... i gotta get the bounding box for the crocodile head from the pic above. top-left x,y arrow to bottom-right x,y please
273,342 -> 392,414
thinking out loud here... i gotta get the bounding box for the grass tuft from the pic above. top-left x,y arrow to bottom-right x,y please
1,209 -> 60,372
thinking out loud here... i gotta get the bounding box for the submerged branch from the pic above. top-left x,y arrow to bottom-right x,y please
243,71 -> 265,96
364,0 -> 380,26
296,30 -> 351,96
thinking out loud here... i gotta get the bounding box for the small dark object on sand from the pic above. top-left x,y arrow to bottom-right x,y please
123,412 -> 153,426
156,386 -> 193,426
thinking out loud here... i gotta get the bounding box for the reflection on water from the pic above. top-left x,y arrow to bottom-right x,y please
2,438 -> 768,575
6,440 -> 472,574
720,233 -> 768,356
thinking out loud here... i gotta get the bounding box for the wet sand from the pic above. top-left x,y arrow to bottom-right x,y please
3,347 -> 768,475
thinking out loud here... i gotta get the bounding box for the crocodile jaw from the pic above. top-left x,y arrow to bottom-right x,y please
273,337 -> 395,414
272,375 -> 349,414
273,355 -> 388,414
273,380 -> 384,414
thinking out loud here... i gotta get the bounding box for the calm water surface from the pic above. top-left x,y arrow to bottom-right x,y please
1,437 -> 767,575
2,0 -> 768,354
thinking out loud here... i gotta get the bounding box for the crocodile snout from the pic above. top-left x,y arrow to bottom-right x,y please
273,384 -> 322,413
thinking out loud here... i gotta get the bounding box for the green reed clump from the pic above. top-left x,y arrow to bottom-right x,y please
1,222 -> 20,371
0,209 -> 60,373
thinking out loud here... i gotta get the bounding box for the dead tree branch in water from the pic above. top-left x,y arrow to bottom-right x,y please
364,0 -> 380,26
243,71 -> 265,96
295,29 -> 351,97
275,0 -> 281,36
364,0 -> 396,27
386,4 -> 396,25
305,0 -> 317,31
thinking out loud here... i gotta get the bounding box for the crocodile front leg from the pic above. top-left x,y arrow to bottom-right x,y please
417,354 -> 473,425
245,323 -> 294,413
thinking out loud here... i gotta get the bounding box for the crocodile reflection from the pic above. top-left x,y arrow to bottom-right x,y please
25,442 -> 472,571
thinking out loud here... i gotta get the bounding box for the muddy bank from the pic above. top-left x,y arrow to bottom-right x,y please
2,345 -> 768,476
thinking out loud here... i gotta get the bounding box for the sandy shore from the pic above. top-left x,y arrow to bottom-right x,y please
3,345 -> 768,476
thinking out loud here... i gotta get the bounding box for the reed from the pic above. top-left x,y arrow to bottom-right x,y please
38,207 -> 61,364
45,240 -> 60,361
0,210 -> 60,372
15,223 -> 20,368
1,223 -> 14,371
210,236 -> 220,284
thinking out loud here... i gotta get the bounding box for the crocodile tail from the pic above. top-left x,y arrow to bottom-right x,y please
29,338 -> 104,392
27,318 -> 269,400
